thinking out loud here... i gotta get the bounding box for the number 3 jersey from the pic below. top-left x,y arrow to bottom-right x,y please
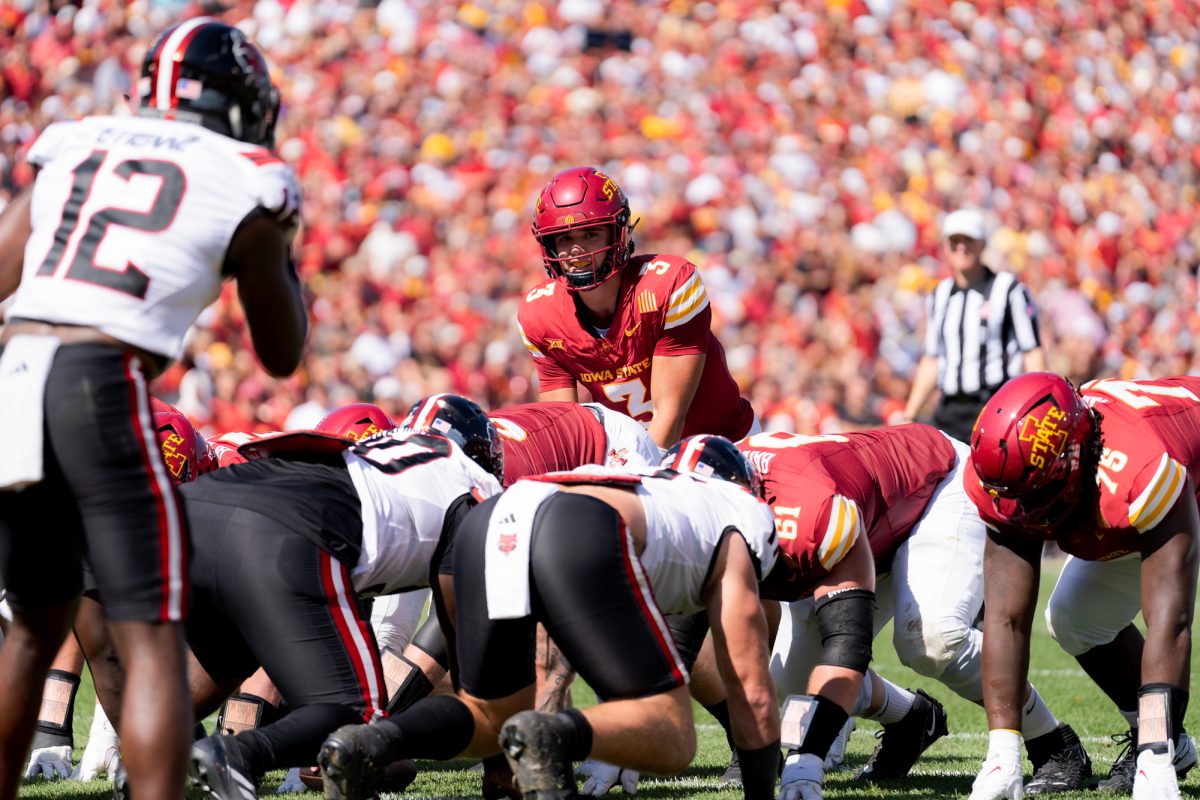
516,254 -> 756,440
8,114 -> 301,360
967,377 -> 1200,560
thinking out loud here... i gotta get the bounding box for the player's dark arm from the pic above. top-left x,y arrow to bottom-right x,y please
980,531 -> 1042,731
705,533 -> 779,757
648,352 -> 704,448
0,187 -> 32,302
1138,495 -> 1199,689
225,212 -> 307,377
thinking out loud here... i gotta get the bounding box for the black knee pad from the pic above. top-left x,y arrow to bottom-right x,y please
410,614 -> 449,668
664,611 -> 710,671
814,588 -> 874,673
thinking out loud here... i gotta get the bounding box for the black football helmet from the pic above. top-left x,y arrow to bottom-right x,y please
139,17 -> 280,147
662,434 -> 764,498
402,394 -> 504,481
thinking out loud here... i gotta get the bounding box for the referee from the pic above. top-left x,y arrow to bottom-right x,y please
902,209 -> 1045,443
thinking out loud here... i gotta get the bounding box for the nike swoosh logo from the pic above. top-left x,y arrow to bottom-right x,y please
624,321 -> 641,337
927,715 -> 939,738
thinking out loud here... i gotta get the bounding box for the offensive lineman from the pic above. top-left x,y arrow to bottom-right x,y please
967,374 -> 1200,800
732,427 -> 1088,799
0,18 -> 305,799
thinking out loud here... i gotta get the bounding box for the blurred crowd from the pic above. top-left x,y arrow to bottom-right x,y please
2,0 -> 1198,434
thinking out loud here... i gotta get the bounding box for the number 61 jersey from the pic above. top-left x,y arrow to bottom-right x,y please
967,377 -> 1200,561
8,114 -> 300,360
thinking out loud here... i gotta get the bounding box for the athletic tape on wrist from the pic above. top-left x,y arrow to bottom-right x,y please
35,669 -> 80,741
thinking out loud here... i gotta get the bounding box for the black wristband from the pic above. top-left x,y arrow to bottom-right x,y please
736,741 -> 781,800
34,669 -> 80,746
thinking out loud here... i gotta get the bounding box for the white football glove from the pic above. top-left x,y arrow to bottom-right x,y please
970,729 -> 1023,800
576,759 -> 639,795
74,704 -> 121,781
24,745 -> 73,780
276,767 -> 307,794
1132,745 -> 1182,800
778,752 -> 823,800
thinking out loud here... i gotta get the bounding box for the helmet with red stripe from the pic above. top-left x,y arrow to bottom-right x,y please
662,434 -> 764,498
531,166 -> 637,291
401,394 -> 504,480
150,399 -> 216,484
315,403 -> 396,442
970,372 -> 1101,532
138,17 -> 280,147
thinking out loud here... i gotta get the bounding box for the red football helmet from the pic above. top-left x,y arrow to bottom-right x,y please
315,403 -> 396,442
970,372 -> 1099,531
531,166 -> 638,291
151,401 -> 216,484
662,434 -> 764,499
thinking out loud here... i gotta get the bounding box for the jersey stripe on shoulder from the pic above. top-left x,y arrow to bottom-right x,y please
517,321 -> 545,359
664,271 -> 709,329
1129,454 -> 1187,533
817,495 -> 862,570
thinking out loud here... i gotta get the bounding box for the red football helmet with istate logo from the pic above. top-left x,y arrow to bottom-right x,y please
970,372 -> 1100,530
315,403 -> 396,442
150,398 -> 216,484
531,166 -> 638,291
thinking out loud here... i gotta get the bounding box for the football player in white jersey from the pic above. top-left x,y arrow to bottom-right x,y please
179,395 -> 502,800
0,18 -> 305,799
319,435 -> 783,800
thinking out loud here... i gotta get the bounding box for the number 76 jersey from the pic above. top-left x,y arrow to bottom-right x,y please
967,377 -> 1200,560
8,114 -> 300,360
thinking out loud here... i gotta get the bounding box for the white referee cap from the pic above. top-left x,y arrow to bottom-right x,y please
942,208 -> 986,241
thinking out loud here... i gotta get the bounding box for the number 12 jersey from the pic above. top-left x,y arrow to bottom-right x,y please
9,114 -> 301,360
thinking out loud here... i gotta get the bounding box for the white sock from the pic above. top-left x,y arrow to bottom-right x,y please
1020,685 -> 1059,740
865,678 -> 916,725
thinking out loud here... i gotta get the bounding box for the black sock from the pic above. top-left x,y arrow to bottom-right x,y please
374,695 -> 475,761
235,703 -> 360,775
704,700 -> 736,751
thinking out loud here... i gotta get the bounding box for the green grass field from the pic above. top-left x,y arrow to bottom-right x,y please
17,560 -> 1200,798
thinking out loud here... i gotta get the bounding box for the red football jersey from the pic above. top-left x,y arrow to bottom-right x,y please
517,254 -> 755,440
206,430 -> 279,468
489,402 -> 609,486
739,425 -> 957,600
967,377 -> 1200,560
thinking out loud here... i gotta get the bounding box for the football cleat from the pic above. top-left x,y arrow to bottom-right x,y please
317,723 -> 396,800
1099,729 -> 1197,793
499,711 -> 579,800
717,748 -> 741,787
855,689 -> 948,780
1025,724 -> 1092,794
190,735 -> 259,800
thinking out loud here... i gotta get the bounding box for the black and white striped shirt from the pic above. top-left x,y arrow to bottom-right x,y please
923,268 -> 1041,397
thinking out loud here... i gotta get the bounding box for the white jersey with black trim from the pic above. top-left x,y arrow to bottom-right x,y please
544,465 -> 777,614
9,114 -> 300,359
581,403 -> 661,468
343,430 -> 502,597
